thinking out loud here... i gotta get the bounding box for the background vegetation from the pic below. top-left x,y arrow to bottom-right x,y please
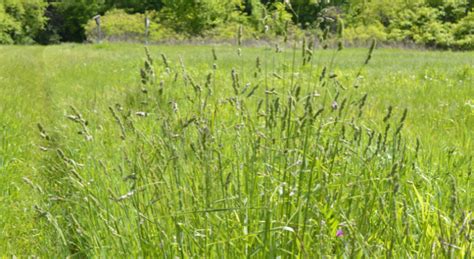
0,0 -> 472,257
0,0 -> 472,49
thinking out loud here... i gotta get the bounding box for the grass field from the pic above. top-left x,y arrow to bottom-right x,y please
0,43 -> 473,257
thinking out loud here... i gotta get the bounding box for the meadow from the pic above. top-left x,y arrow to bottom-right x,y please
0,43 -> 472,257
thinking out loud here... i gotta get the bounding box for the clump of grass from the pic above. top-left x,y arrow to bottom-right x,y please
27,39 -> 473,258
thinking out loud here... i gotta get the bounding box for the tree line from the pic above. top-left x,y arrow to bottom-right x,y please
0,0 -> 472,49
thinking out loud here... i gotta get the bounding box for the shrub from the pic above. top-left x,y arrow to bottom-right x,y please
204,17 -> 258,42
344,22 -> 388,45
85,9 -> 182,43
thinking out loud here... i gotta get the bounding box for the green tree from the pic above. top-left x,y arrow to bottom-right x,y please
103,0 -> 163,13
0,0 -> 47,44
290,0 -> 347,26
53,0 -> 105,42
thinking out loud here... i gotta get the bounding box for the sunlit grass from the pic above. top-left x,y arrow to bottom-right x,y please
0,43 -> 472,257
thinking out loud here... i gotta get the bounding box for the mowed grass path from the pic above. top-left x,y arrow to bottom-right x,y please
0,44 -> 472,255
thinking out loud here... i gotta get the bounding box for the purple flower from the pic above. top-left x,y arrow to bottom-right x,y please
331,101 -> 338,110
336,229 -> 344,237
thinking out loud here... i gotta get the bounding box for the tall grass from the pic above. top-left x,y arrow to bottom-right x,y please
0,43 -> 472,256
23,39 -> 472,257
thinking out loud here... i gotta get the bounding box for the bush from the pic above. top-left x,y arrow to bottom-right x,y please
85,9 -> 182,43
204,15 -> 258,42
344,22 -> 388,45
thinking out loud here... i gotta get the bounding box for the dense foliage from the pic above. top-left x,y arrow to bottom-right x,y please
0,1 -> 472,48
344,0 -> 474,49
0,0 -> 47,44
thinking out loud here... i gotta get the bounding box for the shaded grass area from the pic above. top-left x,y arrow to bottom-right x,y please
0,43 -> 472,256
